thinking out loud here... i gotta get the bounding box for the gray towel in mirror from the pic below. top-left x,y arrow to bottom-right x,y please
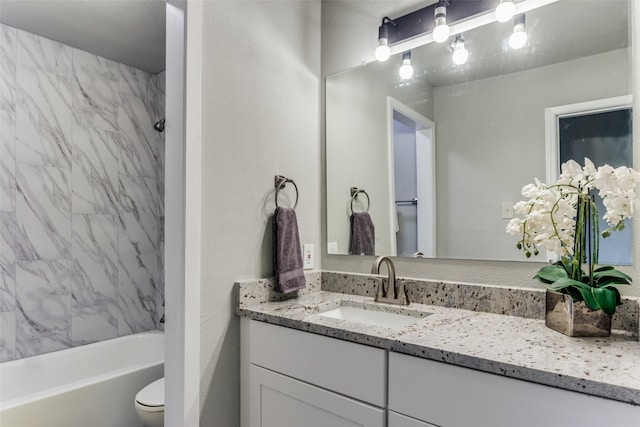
273,207 -> 306,294
350,212 -> 375,256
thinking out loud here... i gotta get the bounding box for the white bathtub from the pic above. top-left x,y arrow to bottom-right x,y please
0,331 -> 164,427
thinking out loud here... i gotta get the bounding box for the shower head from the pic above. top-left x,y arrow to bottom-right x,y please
153,118 -> 165,133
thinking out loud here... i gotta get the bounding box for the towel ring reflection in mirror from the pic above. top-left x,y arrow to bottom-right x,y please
349,187 -> 370,214
275,175 -> 299,210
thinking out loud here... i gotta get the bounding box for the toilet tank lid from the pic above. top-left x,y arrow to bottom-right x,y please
136,377 -> 164,407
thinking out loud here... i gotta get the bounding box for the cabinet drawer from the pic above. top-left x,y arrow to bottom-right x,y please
244,319 -> 386,406
389,352 -> 640,427
250,365 -> 385,427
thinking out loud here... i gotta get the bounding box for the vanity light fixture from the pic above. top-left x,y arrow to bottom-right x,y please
451,35 -> 468,65
375,17 -> 395,62
373,0 -> 494,60
398,51 -> 414,79
509,14 -> 528,49
495,0 -> 516,23
373,0 -> 547,61
433,0 -> 451,43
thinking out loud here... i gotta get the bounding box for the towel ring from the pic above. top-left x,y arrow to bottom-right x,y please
349,187 -> 370,214
275,175 -> 299,209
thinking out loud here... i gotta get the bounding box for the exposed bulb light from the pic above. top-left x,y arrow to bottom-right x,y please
509,26 -> 527,49
433,2 -> 450,43
495,0 -> 516,23
375,18 -> 394,62
509,14 -> 528,49
451,36 -> 468,65
375,38 -> 391,62
398,51 -> 414,79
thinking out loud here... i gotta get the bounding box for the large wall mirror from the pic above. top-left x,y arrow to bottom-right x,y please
326,0 -> 631,261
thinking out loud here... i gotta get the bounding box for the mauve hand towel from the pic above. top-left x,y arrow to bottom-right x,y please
350,212 -> 375,256
273,207 -> 306,294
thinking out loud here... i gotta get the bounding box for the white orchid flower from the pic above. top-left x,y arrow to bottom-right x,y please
506,158 -> 640,259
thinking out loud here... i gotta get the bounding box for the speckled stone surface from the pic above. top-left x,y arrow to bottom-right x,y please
236,271 -> 640,405
321,271 -> 639,335
236,270 -> 321,308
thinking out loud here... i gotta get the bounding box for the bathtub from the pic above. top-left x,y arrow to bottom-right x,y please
0,331 -> 164,427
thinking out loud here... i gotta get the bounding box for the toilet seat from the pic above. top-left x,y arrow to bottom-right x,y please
136,377 -> 164,411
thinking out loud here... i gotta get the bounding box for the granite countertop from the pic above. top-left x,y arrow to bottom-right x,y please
236,271 -> 640,406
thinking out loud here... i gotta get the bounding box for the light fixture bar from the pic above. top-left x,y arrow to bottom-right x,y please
381,0 -> 486,46
383,0 -> 559,57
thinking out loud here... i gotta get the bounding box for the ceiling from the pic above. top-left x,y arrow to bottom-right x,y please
0,0 -> 166,74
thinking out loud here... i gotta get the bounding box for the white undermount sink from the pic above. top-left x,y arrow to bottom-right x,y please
317,302 -> 430,329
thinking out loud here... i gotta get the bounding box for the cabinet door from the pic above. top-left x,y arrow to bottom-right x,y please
389,411 -> 438,427
389,352 -> 640,427
249,365 -> 385,427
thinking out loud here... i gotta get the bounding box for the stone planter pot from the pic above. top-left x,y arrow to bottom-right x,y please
545,290 -> 612,337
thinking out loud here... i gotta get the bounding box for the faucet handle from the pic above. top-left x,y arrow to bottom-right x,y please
396,280 -> 414,305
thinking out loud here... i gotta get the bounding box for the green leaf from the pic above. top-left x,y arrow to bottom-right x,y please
547,277 -> 584,291
548,279 -> 600,311
592,287 -> 617,315
593,268 -> 632,286
557,259 -> 573,276
534,265 -> 569,284
597,277 -> 632,286
576,285 -> 601,312
565,287 -> 584,302
600,285 -> 622,306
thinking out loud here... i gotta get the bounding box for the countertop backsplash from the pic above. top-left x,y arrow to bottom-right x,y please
238,270 -> 639,338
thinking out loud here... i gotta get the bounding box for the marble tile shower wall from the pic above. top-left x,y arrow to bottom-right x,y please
0,24 -> 165,362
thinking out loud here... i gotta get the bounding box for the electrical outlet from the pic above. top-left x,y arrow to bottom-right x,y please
501,202 -> 514,219
303,244 -> 314,269
328,242 -> 338,254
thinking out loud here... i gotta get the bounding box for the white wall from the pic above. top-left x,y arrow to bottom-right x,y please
326,69 -> 393,256
326,61 -> 433,256
198,1 -> 321,426
321,0 -> 640,297
434,48 -> 630,260
165,2 -> 203,426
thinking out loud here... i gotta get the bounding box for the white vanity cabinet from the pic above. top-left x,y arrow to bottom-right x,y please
241,318 -> 639,427
240,318 -> 386,427
388,352 -> 640,427
388,411 -> 437,427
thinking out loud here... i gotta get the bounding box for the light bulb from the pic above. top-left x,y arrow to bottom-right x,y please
399,52 -> 413,79
509,23 -> 527,49
433,4 -> 450,43
433,23 -> 451,43
399,61 -> 413,79
375,38 -> 391,62
495,1 -> 516,23
452,39 -> 468,65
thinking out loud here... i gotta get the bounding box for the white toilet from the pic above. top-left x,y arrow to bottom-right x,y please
135,377 -> 164,427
